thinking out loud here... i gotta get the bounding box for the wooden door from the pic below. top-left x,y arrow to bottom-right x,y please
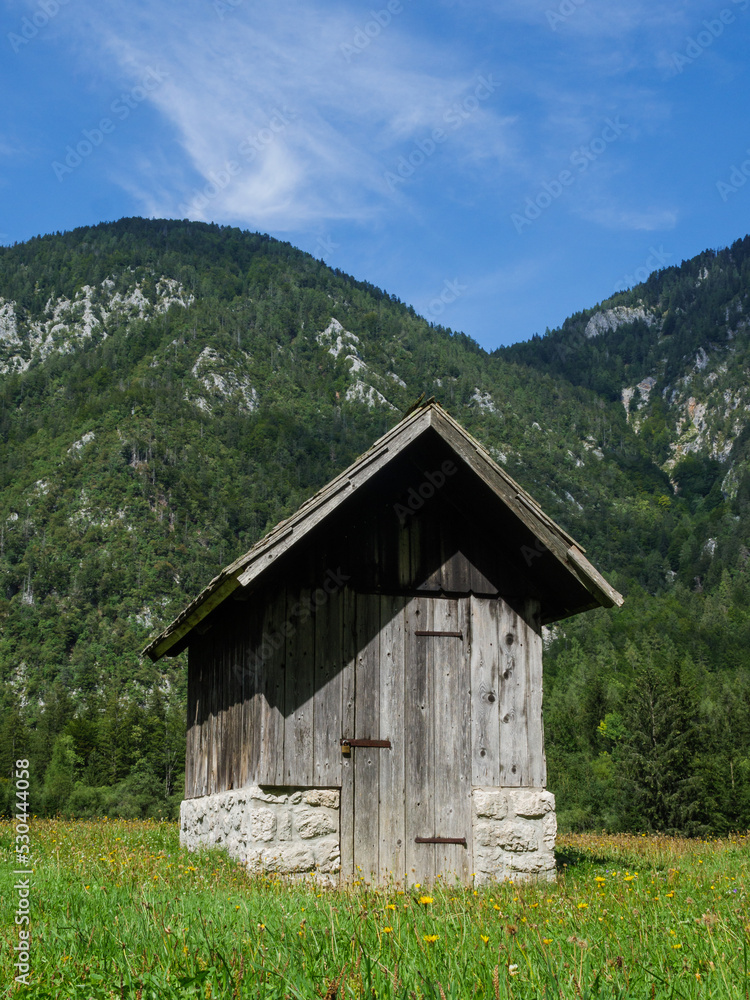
341,594 -> 472,886
404,596 -> 472,886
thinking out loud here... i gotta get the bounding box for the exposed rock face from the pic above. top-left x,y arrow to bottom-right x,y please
584,306 -> 657,339
472,787 -> 556,884
317,318 -> 397,410
187,346 -> 259,414
0,276 -> 193,374
180,786 -> 340,882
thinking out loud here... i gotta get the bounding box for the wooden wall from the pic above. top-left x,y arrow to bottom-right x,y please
186,584 -> 354,799
185,585 -> 546,877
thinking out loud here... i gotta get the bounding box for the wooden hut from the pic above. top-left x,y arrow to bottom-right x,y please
144,401 -> 623,885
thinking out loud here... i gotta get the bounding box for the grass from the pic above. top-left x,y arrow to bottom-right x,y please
1,820 -> 748,998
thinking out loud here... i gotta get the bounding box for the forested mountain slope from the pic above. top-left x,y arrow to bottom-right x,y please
0,218 -> 748,832
499,237 -> 750,832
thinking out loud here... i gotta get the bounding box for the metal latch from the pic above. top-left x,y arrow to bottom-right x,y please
415,836 -> 467,846
340,738 -> 392,754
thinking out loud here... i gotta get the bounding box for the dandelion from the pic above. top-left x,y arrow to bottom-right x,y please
424,934 -> 438,943
577,903 -> 588,909
419,896 -> 434,905
386,904 -> 396,910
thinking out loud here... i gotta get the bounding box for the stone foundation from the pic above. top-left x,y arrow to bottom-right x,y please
181,784 -> 555,885
180,786 -> 340,882
471,787 -> 556,884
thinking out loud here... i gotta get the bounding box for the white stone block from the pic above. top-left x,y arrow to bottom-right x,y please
264,844 -> 315,874
472,788 -> 508,819
251,787 -> 288,804
252,808 -> 277,843
510,789 -> 555,819
542,812 -> 557,851
304,789 -> 340,809
295,807 -> 338,839
277,811 -> 293,841
314,836 -> 341,874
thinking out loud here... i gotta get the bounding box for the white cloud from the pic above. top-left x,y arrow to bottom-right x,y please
57,0 -> 517,231
578,204 -> 680,232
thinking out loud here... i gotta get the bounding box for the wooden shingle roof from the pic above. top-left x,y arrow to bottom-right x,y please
143,401 -> 623,661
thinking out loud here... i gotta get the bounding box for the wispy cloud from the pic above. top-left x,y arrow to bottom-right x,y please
53,0 -> 516,231
467,0 -> 710,40
579,204 -> 680,231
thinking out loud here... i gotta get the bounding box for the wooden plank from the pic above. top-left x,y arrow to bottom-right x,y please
418,511 -> 443,591
468,532 -> 499,595
284,587 -> 315,785
470,596 -> 500,786
218,636 -> 228,793
243,603 -> 265,787
205,643 -> 216,796
190,641 -> 205,798
397,519 -> 411,590
353,592 -> 381,883
498,603 -> 524,786
229,630 -> 239,790
432,598 -> 471,883
185,646 -> 196,798
198,641 -> 209,798
379,594 -> 406,885
523,599 -> 545,787
313,588 -> 343,786
339,586 -> 357,881
258,590 -> 286,786
404,597 -> 435,886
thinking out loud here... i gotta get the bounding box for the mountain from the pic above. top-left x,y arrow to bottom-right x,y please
1,218 -> 748,832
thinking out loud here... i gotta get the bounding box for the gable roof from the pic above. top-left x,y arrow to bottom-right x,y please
143,401 -> 623,661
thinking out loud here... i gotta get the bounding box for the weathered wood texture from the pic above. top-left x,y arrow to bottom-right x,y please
186,590 -> 546,835
186,584 -> 350,798
185,584 -> 545,886
470,595 -> 546,788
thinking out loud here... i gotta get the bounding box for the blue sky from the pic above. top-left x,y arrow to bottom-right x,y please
1,0 -> 749,349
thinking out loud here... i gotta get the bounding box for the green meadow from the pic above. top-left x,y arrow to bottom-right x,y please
1,820 -> 748,999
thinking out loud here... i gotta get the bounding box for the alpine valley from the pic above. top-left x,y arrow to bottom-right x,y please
1,218 -> 749,833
